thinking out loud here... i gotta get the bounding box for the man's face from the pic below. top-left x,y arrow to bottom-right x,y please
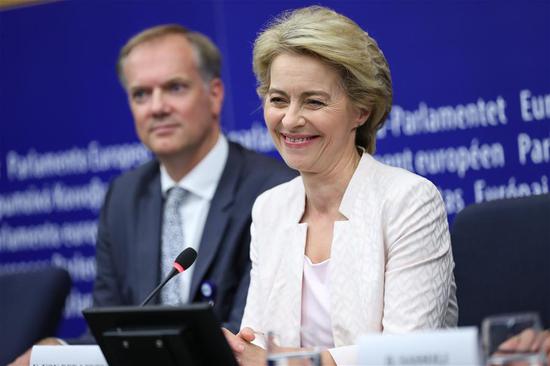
122,34 -> 223,162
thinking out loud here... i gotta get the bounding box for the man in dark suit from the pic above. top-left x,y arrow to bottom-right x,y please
93,24 -> 294,331
9,24 -> 293,365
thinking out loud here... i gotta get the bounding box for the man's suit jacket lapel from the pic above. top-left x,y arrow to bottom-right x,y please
189,143 -> 241,299
133,163 -> 163,304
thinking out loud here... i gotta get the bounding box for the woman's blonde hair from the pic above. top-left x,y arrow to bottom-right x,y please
253,6 -> 392,153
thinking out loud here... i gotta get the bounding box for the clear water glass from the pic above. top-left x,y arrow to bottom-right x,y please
482,312 -> 547,366
266,331 -> 322,366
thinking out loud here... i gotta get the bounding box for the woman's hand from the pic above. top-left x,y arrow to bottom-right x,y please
222,327 -> 267,366
222,327 -> 337,366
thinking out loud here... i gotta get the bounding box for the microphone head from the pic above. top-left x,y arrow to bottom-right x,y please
173,247 -> 197,273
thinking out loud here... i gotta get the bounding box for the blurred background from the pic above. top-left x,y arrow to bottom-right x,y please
0,0 -> 548,338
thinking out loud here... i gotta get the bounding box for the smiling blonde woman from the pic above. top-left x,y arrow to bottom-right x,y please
223,6 -> 458,365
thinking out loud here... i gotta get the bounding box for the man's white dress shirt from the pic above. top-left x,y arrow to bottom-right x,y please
159,135 -> 228,303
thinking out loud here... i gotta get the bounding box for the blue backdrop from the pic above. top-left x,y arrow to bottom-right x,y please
0,0 -> 548,337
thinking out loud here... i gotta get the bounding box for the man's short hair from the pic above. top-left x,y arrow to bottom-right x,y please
117,24 -> 222,87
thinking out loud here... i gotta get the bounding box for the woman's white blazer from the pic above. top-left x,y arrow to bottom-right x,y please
240,153 -> 458,363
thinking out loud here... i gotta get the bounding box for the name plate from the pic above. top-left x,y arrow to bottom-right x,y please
358,327 -> 481,366
30,345 -> 107,366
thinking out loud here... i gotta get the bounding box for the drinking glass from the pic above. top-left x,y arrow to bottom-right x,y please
266,331 -> 321,366
482,312 -> 547,366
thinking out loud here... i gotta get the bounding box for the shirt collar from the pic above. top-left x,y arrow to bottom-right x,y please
160,134 -> 229,200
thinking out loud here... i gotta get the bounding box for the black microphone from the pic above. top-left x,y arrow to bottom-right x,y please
140,247 -> 197,306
